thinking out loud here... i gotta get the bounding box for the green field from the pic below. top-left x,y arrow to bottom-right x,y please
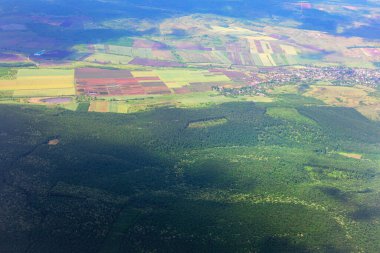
154,69 -> 231,88
85,53 -> 133,64
0,68 -> 17,79
266,107 -> 317,125
187,117 -> 228,128
17,68 -> 74,77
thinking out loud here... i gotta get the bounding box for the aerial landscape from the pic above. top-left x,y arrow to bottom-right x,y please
0,0 -> 380,252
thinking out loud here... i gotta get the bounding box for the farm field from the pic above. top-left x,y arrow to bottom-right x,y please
88,100 -> 130,113
75,67 -> 233,97
0,69 -> 75,97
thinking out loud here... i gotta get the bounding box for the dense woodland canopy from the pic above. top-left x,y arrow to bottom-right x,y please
0,102 -> 379,252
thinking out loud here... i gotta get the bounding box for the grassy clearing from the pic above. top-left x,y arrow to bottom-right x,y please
304,85 -> 380,120
187,117 -> 228,128
270,85 -> 299,94
60,102 -> 79,111
304,86 -> 373,107
242,95 -> 273,103
266,107 -> 316,125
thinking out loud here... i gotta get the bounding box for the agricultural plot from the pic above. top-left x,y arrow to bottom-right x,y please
75,68 -> 233,96
84,53 -> 133,64
130,69 -> 232,92
85,30 -> 311,68
92,44 -> 153,59
88,101 -> 131,113
209,69 -> 252,83
0,68 -> 75,97
153,69 -> 231,89
224,46 -> 299,67
177,50 -> 225,64
75,68 -> 171,96
87,43 -> 181,66
129,58 -> 184,67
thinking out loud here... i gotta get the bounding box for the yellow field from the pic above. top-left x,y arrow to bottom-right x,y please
13,88 -> 75,97
280,45 -> 298,55
356,105 -> 380,121
210,25 -> 259,36
259,54 -> 276,66
260,41 -> 274,54
246,35 -> 277,41
89,101 -> 110,113
0,69 -> 75,97
131,71 -> 158,77
117,103 -> 130,113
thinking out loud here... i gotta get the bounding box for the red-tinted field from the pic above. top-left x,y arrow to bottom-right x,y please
173,86 -> 192,94
75,68 -> 170,96
174,42 -> 212,51
133,39 -> 168,50
210,69 -> 250,82
188,82 -> 218,92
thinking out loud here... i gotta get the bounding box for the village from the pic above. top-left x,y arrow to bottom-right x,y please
215,66 -> 380,96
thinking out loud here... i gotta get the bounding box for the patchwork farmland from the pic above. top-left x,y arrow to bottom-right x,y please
79,27 -> 317,68
75,68 -> 170,96
75,68 -> 232,96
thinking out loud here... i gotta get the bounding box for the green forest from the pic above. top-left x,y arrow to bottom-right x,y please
0,100 -> 379,253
